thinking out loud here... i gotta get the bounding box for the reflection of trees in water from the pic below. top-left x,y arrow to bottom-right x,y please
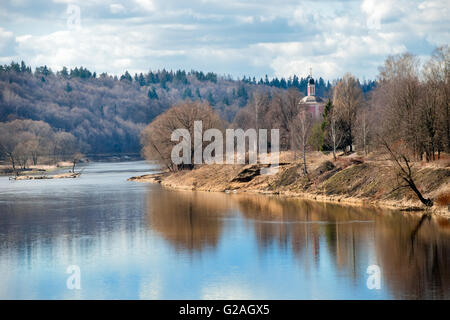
0,190 -> 144,264
234,195 -> 376,277
374,212 -> 450,299
234,194 -> 450,298
146,189 -> 231,253
146,189 -> 450,298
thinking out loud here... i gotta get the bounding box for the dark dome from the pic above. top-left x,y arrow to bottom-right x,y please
309,77 -> 315,85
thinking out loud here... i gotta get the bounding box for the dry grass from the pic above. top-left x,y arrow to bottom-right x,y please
436,191 -> 450,206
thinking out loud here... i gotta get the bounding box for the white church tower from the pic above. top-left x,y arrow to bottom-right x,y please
299,67 -> 324,119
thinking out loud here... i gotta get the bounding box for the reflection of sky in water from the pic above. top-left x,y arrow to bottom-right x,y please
0,161 -> 448,299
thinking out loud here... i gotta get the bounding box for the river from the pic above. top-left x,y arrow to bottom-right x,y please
0,161 -> 448,299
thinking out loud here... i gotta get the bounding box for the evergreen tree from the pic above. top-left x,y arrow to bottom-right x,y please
207,92 -> 215,106
195,88 -> 201,99
120,71 -> 132,82
183,87 -> 193,99
148,87 -> 158,99
138,73 -> 146,86
309,122 -> 324,151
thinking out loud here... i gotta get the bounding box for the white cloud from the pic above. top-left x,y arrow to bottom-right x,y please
110,3 -> 126,14
0,28 -> 14,47
134,0 -> 155,12
0,0 -> 448,79
0,28 -> 16,57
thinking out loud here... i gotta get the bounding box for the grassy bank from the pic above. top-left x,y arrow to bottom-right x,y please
129,152 -> 450,216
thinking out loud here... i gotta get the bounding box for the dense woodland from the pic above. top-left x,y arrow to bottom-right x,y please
0,60 -> 376,160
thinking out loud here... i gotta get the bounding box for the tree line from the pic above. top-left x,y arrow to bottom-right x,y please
0,119 -> 82,174
0,60 -> 378,160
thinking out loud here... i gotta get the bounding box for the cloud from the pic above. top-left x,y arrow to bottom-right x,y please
0,27 -> 16,57
110,3 -> 126,14
0,0 -> 448,79
134,0 -> 155,12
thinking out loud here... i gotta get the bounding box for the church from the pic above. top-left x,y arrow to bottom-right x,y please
298,69 -> 325,120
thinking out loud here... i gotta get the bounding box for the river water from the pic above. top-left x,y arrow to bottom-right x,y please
0,161 -> 448,299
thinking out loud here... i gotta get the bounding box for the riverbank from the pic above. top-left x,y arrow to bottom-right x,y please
129,152 -> 450,216
12,172 -> 81,180
0,161 -> 73,176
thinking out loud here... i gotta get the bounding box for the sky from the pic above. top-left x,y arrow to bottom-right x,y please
0,0 -> 448,80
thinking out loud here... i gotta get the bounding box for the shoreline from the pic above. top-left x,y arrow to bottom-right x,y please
0,161 -> 74,177
130,172 -> 446,216
128,154 -> 450,217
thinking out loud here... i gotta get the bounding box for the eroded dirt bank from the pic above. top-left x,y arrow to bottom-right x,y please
129,152 -> 450,216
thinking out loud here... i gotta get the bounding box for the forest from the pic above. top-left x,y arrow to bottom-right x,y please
0,60 -> 376,161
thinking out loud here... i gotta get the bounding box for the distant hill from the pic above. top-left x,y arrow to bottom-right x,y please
0,61 -> 376,154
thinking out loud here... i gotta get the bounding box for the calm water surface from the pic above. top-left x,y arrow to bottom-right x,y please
0,161 -> 449,299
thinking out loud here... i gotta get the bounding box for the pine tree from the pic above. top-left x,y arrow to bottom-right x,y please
183,87 -> 193,99
195,88 -> 201,99
120,71 -> 132,82
207,92 -> 215,105
148,87 -> 158,99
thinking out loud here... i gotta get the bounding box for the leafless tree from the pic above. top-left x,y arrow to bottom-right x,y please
355,106 -> 371,155
292,109 -> 313,175
0,123 -> 19,174
422,45 -> 450,158
380,137 -> 433,207
328,108 -> 344,161
268,88 -> 303,149
71,152 -> 84,173
333,73 -> 363,153
141,100 -> 224,171
376,53 -> 422,159
233,91 -> 270,130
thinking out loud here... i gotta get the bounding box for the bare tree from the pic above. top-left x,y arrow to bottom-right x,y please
292,109 -> 313,175
71,152 -> 84,173
52,131 -> 78,163
355,106 -> 371,155
328,108 -> 344,161
0,123 -> 19,175
422,45 -> 450,158
377,53 -> 422,159
333,73 -> 363,153
268,88 -> 303,150
233,91 -> 270,131
141,100 -> 224,171
14,132 -> 35,170
380,137 -> 433,207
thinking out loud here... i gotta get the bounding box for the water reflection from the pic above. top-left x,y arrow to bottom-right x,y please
374,212 -> 450,299
147,190 -> 450,299
147,189 -> 230,252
